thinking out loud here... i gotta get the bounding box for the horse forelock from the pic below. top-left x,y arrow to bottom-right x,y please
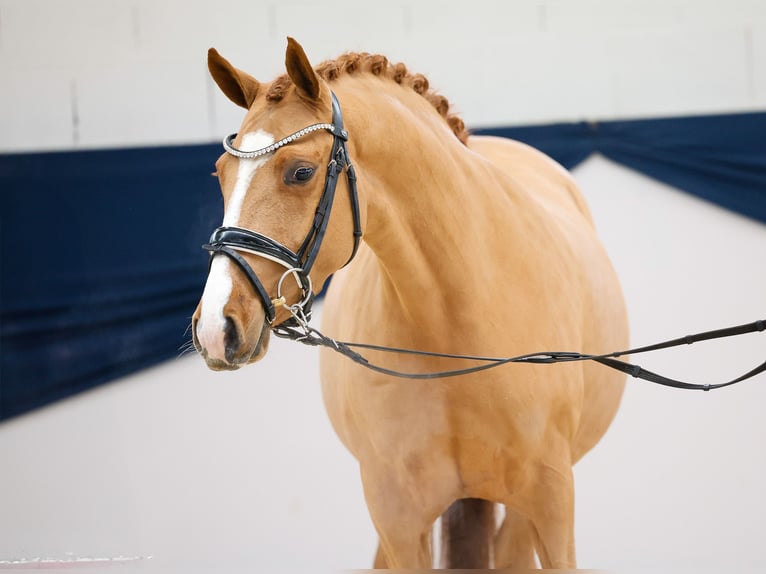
263,52 -> 468,145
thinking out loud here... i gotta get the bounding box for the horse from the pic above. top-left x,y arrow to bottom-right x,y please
192,37 -> 629,569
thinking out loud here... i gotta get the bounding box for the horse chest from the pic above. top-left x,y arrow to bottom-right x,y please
322,362 -> 544,491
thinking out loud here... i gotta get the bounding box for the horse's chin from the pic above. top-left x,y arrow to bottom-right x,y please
246,326 -> 271,364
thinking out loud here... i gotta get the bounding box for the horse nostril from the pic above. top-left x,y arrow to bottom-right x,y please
223,316 -> 241,363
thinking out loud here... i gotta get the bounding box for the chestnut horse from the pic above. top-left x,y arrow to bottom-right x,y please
192,38 -> 628,569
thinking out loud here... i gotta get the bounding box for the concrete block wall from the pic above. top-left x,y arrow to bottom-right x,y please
0,0 -> 764,153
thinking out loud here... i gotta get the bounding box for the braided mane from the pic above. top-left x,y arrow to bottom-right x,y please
265,52 -> 468,145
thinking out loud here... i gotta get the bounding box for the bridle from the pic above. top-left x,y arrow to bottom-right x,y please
201,93 -> 766,391
203,91 -> 362,328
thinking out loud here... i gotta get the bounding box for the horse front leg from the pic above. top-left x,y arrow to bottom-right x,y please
367,510 -> 432,569
372,533 -> 433,569
372,541 -> 389,569
360,463 -> 447,569
517,460 -> 577,569
494,507 -> 539,569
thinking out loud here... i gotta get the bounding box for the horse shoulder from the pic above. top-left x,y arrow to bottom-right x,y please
318,244 -> 391,456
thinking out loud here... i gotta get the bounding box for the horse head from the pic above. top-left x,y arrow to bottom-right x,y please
192,38 -> 363,371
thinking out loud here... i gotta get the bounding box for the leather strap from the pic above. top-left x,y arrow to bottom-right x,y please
295,92 -> 362,273
203,243 -> 276,323
210,227 -> 301,269
272,318 -> 766,391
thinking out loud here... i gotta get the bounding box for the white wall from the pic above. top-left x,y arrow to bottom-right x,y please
0,0 -> 764,152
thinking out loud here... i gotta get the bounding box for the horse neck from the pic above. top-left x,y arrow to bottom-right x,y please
338,81 -> 521,323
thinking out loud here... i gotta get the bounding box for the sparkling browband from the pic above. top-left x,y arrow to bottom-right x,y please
223,123 -> 337,159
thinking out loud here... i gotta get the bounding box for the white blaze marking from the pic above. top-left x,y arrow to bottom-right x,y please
197,130 -> 274,360
197,257 -> 233,361
223,130 -> 275,226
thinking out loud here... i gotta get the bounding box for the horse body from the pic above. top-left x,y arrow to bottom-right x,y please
194,39 -> 628,569
320,88 -> 627,567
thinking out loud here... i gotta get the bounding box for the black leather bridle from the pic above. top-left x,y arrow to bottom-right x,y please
203,91 -> 362,327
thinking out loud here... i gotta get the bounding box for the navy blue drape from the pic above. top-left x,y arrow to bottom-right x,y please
1,144 -> 222,420
1,111 -> 765,421
476,111 -> 766,225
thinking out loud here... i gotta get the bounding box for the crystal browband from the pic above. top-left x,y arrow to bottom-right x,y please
222,123 -> 338,159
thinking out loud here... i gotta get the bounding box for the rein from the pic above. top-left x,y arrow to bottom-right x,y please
272,316 -> 766,391
206,92 -> 766,391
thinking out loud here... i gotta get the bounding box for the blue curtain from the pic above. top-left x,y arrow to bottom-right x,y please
1,144 -> 222,420
2,111 -> 765,421
475,111 -> 766,225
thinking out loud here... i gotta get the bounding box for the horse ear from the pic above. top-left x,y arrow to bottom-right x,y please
207,48 -> 260,109
285,37 -> 320,101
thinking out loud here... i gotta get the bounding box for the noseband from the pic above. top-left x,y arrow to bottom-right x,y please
203,91 -> 362,327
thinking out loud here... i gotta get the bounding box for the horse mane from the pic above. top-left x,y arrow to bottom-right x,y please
265,52 -> 469,145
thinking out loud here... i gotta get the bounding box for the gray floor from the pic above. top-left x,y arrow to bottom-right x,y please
0,308 -> 373,570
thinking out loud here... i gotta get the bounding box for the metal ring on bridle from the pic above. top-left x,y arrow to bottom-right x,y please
276,267 -> 313,311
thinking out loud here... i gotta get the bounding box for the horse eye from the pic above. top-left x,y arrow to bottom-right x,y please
294,167 -> 314,182
286,165 -> 315,185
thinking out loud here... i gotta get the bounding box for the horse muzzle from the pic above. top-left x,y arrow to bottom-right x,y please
192,307 -> 271,371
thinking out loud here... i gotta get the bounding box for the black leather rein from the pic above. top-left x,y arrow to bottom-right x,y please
272,318 -> 766,391
203,91 -> 362,326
